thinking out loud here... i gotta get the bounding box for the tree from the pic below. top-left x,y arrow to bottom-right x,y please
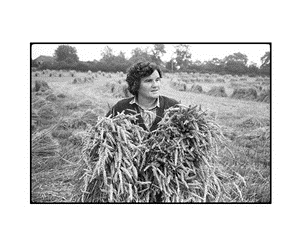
260,51 -> 270,76
248,63 -> 260,76
99,47 -> 131,72
260,51 -> 270,68
174,44 -> 192,70
151,44 -> 166,66
224,52 -> 248,65
223,52 -> 248,75
54,45 -> 79,64
101,46 -> 114,60
129,47 -> 152,64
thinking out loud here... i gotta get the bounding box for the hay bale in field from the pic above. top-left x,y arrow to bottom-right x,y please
31,110 -> 40,132
32,128 -> 60,159
32,127 -> 60,173
93,107 -> 105,116
84,77 -> 93,83
50,71 -> 58,77
57,93 -> 67,98
78,99 -> 93,108
64,102 -> 78,110
51,120 -> 73,139
105,81 -> 131,98
190,84 -> 203,93
72,77 -> 82,84
74,106 -> 243,203
69,130 -> 88,146
32,96 -> 49,109
88,70 -> 92,75
69,70 -> 76,77
238,117 -> 266,129
231,87 -> 258,101
33,80 -> 50,92
255,77 -> 264,82
236,126 -> 270,150
207,86 -> 227,97
51,129 -> 72,139
81,110 -> 99,126
257,88 -> 270,103
216,78 -> 225,83
68,117 -> 88,130
204,78 -> 214,83
178,82 -> 187,91
45,93 -> 57,102
37,104 -> 58,121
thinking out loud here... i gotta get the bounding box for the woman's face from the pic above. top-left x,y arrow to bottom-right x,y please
138,70 -> 161,100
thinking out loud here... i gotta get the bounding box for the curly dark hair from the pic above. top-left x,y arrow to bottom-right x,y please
126,61 -> 162,96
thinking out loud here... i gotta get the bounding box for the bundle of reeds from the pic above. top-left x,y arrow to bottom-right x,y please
77,105 -> 242,202
207,86 -> 227,97
141,105 -> 227,202
79,112 -> 148,202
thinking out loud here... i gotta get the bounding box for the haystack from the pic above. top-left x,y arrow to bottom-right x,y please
204,78 -> 214,83
69,70 -> 76,77
57,93 -> 67,98
81,109 -> 99,126
105,82 -> 131,98
31,110 -> 40,132
72,77 -> 82,84
190,84 -> 203,93
64,102 -> 78,110
37,104 -> 58,121
207,86 -> 227,97
257,88 -> 270,103
69,130 -> 88,146
45,93 -> 57,102
75,105 -> 243,202
67,117 -> 88,130
84,77 -> 93,83
231,88 -> 258,100
216,78 -> 225,83
32,128 -> 60,172
78,99 -> 93,108
238,117 -> 265,129
33,80 -> 50,92
32,96 -> 49,109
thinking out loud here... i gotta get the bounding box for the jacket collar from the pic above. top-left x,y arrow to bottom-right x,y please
129,95 -> 160,110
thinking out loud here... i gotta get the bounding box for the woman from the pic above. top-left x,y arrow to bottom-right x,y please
106,61 -> 179,132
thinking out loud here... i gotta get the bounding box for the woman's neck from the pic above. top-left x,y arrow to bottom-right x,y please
137,95 -> 157,109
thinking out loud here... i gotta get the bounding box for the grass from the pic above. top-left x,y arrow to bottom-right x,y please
31,71 -> 270,203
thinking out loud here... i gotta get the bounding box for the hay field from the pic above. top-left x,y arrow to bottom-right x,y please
31,71 -> 270,202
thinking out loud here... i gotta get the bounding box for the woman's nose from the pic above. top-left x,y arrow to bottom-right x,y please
152,80 -> 160,87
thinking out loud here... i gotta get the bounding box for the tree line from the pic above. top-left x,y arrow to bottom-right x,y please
32,44 -> 270,77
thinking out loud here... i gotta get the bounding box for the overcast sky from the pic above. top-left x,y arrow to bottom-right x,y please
32,43 -> 270,66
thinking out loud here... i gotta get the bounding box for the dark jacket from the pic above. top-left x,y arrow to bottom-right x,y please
106,95 -> 179,132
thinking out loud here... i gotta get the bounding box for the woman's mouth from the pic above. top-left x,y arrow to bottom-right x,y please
151,89 -> 159,93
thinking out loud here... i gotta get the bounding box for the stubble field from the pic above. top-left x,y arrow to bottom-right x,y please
31,70 -> 270,202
